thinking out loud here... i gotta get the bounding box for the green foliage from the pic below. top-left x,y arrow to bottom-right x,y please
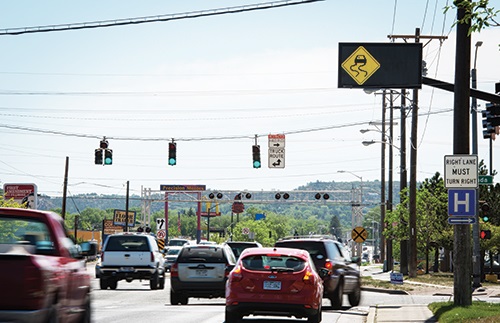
445,0 -> 499,35
0,195 -> 25,208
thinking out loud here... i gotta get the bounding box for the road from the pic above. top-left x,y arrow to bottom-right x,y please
89,265 -> 456,323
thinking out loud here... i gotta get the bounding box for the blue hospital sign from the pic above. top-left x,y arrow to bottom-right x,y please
448,189 -> 476,216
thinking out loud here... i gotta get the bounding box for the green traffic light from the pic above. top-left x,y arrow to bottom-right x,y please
169,158 -> 176,166
253,160 -> 261,168
105,157 -> 112,165
483,216 -> 490,223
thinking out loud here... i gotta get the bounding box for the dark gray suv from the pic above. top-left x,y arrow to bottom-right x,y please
274,236 -> 361,309
170,244 -> 236,305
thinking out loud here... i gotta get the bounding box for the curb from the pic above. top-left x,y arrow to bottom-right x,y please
361,286 -> 409,295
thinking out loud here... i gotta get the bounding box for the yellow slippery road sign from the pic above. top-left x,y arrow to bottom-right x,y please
341,46 -> 380,85
351,226 -> 368,243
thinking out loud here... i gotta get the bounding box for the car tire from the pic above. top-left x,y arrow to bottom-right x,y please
108,279 -> 118,290
150,272 -> 159,290
170,289 -> 181,305
180,296 -> 188,305
329,279 -> 343,310
348,281 -> 361,307
159,276 -> 165,290
99,278 -> 108,290
46,303 -> 59,323
307,304 -> 322,323
225,308 -> 241,323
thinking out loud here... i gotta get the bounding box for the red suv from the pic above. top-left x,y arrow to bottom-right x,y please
225,247 -> 324,323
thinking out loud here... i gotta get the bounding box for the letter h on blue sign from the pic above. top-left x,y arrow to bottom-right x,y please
448,189 -> 476,216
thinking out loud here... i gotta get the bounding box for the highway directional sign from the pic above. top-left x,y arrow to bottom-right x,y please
448,217 -> 476,225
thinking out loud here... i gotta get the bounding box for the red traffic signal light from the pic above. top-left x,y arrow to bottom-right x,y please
480,230 -> 492,239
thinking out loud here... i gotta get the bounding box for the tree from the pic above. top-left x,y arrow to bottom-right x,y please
446,0 -> 499,34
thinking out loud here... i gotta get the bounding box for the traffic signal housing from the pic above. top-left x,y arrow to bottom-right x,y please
94,149 -> 103,165
252,145 -> 261,168
168,142 -> 177,166
480,202 -> 491,223
480,229 -> 492,240
104,149 -> 113,165
482,103 -> 500,139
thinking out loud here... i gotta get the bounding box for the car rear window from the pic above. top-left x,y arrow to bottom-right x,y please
177,246 -> 226,263
105,236 -> 150,252
0,216 -> 55,255
274,241 -> 328,259
242,254 -> 306,272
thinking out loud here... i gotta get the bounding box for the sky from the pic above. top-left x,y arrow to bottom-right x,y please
0,0 -> 499,199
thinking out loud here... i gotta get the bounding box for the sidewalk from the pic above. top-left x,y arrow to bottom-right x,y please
366,304 -> 437,323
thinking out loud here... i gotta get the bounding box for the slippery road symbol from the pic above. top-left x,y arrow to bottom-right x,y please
341,46 -> 380,85
350,55 -> 368,77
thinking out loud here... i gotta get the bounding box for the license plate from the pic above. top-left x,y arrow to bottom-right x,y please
119,267 -> 134,272
263,281 -> 281,290
195,269 -> 208,277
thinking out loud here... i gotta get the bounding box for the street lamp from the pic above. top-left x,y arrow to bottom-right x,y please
337,170 -> 363,257
471,40 -> 483,288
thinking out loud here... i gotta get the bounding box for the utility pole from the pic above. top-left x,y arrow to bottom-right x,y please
380,90 -> 387,270
388,29 -> 447,278
125,181 -> 130,233
453,5 -> 472,307
386,91 -> 394,272
61,156 -> 69,219
400,90 -> 409,275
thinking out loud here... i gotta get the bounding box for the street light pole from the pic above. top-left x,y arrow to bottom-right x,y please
471,40 -> 483,289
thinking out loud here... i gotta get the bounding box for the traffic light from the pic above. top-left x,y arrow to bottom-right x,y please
252,145 -> 261,168
480,229 -> 492,240
482,103 -> 500,139
168,142 -> 177,166
94,149 -> 103,165
480,202 -> 491,223
104,149 -> 113,165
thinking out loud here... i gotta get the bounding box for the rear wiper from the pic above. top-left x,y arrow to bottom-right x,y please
270,267 -> 294,273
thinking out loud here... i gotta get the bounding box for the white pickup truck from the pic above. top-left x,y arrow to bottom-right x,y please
99,233 -> 165,290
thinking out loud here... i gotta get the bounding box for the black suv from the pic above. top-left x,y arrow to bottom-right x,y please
274,236 -> 361,309
170,244 -> 236,305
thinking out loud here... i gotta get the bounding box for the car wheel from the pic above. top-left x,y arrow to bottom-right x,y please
225,308 -> 241,323
99,278 -> 108,290
46,303 -> 59,323
158,276 -> 165,290
108,279 -> 118,290
329,279 -> 344,310
307,304 -> 322,323
348,281 -> 361,307
150,272 -> 159,290
170,289 -> 180,305
180,296 -> 188,305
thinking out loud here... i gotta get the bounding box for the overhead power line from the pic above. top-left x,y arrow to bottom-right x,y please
0,0 -> 324,36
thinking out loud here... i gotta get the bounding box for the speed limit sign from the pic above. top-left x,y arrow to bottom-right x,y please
157,229 -> 166,239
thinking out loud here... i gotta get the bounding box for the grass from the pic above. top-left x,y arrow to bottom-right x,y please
429,302 -> 500,322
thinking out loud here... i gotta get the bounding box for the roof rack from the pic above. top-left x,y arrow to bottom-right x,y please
278,234 -> 337,241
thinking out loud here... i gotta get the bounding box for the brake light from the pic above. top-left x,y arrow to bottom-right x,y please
230,265 -> 243,282
150,252 -> 154,262
302,269 -> 315,284
324,260 -> 333,270
170,263 -> 179,278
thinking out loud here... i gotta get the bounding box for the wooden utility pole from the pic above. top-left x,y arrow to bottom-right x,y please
388,29 -> 447,278
61,156 -> 69,219
453,5 -> 472,306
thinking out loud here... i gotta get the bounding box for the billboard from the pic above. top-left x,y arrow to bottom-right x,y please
338,43 -> 422,89
3,183 -> 38,209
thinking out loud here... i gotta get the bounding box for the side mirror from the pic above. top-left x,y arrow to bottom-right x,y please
351,256 -> 361,265
318,268 -> 330,278
225,264 -> 235,272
